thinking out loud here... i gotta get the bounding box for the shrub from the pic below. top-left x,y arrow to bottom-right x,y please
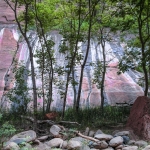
0,113 -> 16,148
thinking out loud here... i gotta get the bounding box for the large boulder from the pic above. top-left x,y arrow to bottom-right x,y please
47,138 -> 63,148
50,125 -> 61,136
109,136 -> 123,147
9,130 -> 36,143
67,140 -> 82,150
126,96 -> 150,140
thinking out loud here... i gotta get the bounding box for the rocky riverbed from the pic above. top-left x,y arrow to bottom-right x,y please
2,124 -> 150,150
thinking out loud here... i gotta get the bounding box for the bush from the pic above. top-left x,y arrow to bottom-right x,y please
0,113 -> 16,148
64,106 -> 130,128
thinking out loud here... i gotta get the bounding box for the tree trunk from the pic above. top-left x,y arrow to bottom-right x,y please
76,0 -> 94,112
62,72 -> 70,119
9,0 -> 38,130
100,34 -> 106,112
72,67 -> 77,109
138,2 -> 149,96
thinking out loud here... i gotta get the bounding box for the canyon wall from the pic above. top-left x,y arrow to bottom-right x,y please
0,1 -> 144,110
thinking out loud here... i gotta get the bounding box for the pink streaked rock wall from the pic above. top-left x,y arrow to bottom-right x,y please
0,1 -> 144,110
0,1 -> 15,24
0,0 -> 18,105
105,63 -> 144,106
0,28 -> 17,100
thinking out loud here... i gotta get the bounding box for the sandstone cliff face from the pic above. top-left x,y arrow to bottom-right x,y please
127,96 -> 150,141
0,1 -> 18,106
0,1 -> 15,24
0,1 -> 144,110
105,63 -> 144,106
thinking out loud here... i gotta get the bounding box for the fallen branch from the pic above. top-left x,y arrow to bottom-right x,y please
20,115 -> 55,125
21,116 -> 81,128
37,120 -> 55,125
58,121 -> 81,126
75,131 -> 99,143
57,125 -> 66,131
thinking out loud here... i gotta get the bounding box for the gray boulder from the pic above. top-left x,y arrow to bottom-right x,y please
103,147 -> 114,150
9,130 -> 36,143
122,135 -> 130,144
89,131 -> 95,137
94,133 -> 113,141
80,145 -> 91,150
67,140 -> 82,150
47,138 -> 63,148
34,143 -> 51,150
122,145 -> 138,150
128,140 -> 135,145
61,141 -> 68,149
50,125 -> 61,136
134,140 -> 148,147
83,127 -> 90,136
109,136 -> 123,147
37,136 -> 49,142
143,145 -> 150,150
114,131 -> 130,137
93,140 -> 108,149
94,129 -> 103,136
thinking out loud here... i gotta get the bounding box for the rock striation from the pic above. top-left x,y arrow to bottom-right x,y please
0,1 -> 144,110
0,1 -> 15,24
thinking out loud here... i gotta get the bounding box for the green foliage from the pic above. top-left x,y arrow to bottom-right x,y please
91,61 -> 103,89
35,0 -> 61,32
118,44 -> 141,73
6,64 -> 30,115
135,65 -> 143,73
64,106 -> 130,128
60,128 -> 77,141
0,114 -> 16,148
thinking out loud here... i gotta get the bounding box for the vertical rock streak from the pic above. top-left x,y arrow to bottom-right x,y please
0,30 -> 144,110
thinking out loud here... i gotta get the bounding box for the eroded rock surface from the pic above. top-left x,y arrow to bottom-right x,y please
126,96 -> 150,140
0,1 -> 15,24
0,1 -> 144,109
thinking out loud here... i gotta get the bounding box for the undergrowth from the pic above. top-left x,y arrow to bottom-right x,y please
0,105 -> 131,147
63,106 -> 130,129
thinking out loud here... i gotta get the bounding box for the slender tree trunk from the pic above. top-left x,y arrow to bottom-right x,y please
100,32 -> 106,112
76,0 -> 95,112
62,72 -> 70,119
61,0 -> 82,118
138,2 -> 149,96
141,45 -> 148,96
72,67 -> 77,109
34,0 -> 54,111
46,70 -> 53,112
41,68 -> 45,114
76,66 -> 84,111
6,0 -> 38,130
